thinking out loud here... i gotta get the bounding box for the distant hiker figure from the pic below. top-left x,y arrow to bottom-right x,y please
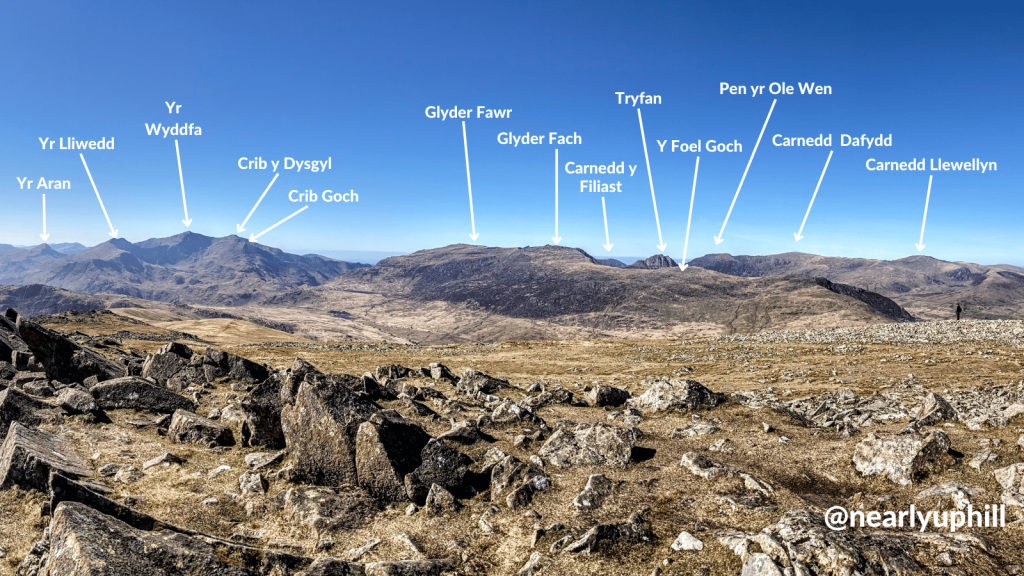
955,303 -> 962,321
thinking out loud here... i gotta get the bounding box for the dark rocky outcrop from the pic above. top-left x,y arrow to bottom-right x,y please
0,387 -> 57,440
585,385 -> 632,407
15,314 -> 125,383
204,348 -> 271,385
241,373 -> 287,449
168,409 -> 236,447
281,376 -> 378,486
141,341 -> 194,389
355,412 -> 432,503
90,376 -> 196,414
404,438 -> 474,505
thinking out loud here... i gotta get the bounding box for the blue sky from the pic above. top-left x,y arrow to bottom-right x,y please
1,1 -> 1020,264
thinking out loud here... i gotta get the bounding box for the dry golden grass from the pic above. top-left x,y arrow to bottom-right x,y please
6,313 -> 1024,574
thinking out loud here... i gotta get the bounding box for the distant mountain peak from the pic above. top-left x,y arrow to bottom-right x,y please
627,254 -> 678,270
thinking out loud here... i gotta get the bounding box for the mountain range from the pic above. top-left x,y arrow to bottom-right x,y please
0,232 -> 368,306
0,232 -> 1017,343
689,252 -> 1024,320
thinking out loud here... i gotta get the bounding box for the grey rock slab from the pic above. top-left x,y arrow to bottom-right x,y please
852,431 -> 954,486
0,422 -> 90,491
91,376 -> 195,414
538,422 -> 634,468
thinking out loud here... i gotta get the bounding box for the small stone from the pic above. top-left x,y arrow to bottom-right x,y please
708,438 -> 733,453
113,466 -> 143,484
762,422 -> 774,433
201,496 -> 218,506
573,474 -> 613,510
671,531 -> 703,551
98,463 -> 121,477
208,465 -> 232,479
405,503 -> 419,515
239,471 -> 268,496
124,495 -> 145,506
346,538 -> 381,562
778,436 -> 790,444
969,449 -> 999,472
395,533 -> 422,555
142,452 -> 186,471
245,450 -> 286,471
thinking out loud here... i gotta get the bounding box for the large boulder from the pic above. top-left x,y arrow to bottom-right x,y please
44,500 -> 312,576
538,423 -> 635,468
852,431 -> 954,486
140,342 -> 194,390
404,438 -> 474,505
0,387 -> 57,440
203,348 -> 270,385
585,385 -> 632,407
168,409 -> 236,447
281,375 -> 378,486
457,369 -> 510,395
240,373 -> 287,449
57,388 -> 103,416
355,412 -> 432,503
90,376 -> 195,414
0,422 -> 90,491
626,378 -> 725,414
15,316 -> 125,383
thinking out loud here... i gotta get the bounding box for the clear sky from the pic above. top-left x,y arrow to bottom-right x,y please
1,1 -> 1020,265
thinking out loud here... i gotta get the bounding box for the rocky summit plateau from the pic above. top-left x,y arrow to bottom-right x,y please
0,306 -> 1023,575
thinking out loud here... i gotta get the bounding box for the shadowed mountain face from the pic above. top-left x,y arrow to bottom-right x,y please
689,252 -> 1024,320
254,244 -> 914,342
0,232 -> 368,306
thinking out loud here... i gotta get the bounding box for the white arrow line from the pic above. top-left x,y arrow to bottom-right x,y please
80,154 -> 118,238
462,121 -> 479,242
715,98 -> 776,245
794,149 -> 833,242
249,205 -> 308,243
601,196 -> 613,252
175,140 -> 192,227
40,194 -> 50,243
637,109 -> 667,252
237,172 -> 279,234
679,156 -> 700,272
552,148 -> 561,245
916,175 -> 932,252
